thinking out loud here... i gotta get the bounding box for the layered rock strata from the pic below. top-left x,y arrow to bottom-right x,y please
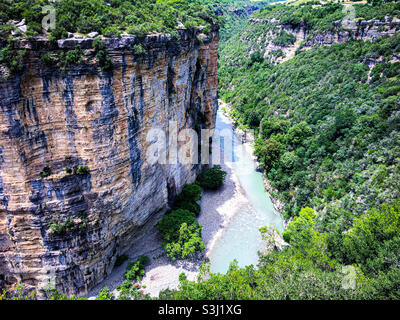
0,27 -> 219,296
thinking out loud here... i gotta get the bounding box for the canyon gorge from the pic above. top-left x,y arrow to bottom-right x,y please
1,0 -> 400,301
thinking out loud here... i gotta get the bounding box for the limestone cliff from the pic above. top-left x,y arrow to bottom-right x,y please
0,27 -> 219,296
245,16 -> 400,64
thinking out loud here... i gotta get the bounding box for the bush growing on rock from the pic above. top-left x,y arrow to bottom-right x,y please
40,166 -> 52,178
133,44 -> 146,55
0,42 -> 26,74
58,46 -> 83,72
93,37 -> 113,71
49,218 -> 76,235
74,165 -> 90,175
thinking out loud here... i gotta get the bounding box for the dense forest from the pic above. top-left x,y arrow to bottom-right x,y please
0,0 -> 220,39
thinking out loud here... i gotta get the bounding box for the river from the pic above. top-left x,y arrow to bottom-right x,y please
205,109 -> 284,274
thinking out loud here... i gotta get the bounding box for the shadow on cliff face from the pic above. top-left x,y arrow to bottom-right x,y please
85,207 -> 170,298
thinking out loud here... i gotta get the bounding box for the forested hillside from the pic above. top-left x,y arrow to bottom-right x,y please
0,0 -> 219,39
219,1 -> 400,64
197,0 -> 274,40
163,1 -> 400,299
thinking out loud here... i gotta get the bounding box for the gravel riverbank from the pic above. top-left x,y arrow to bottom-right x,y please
87,151 -> 249,299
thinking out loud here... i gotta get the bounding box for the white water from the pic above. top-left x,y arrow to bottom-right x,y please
208,110 -> 283,274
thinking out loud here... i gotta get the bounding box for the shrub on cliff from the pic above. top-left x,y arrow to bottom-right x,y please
0,42 -> 26,74
41,52 -> 60,66
93,37 -> 113,71
40,166 -> 52,178
74,165 -> 90,175
133,44 -> 146,56
58,46 -> 83,72
272,30 -> 296,47
196,165 -> 227,190
49,218 -> 76,235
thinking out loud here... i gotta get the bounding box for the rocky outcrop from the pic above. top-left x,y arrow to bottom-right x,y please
212,3 -> 260,17
233,5 -> 260,16
246,17 -> 400,64
0,27 -> 219,297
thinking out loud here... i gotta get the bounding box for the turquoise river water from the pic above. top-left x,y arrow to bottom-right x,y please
208,110 -> 284,274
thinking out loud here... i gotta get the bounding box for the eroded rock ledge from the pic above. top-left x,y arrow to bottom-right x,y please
0,27 -> 219,297
245,17 -> 400,64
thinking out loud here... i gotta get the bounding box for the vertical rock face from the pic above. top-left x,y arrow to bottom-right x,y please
0,28 -> 219,296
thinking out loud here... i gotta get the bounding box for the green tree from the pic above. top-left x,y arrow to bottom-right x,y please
282,207 -> 316,246
343,201 -> 400,275
164,223 -> 205,261
286,121 -> 312,147
96,287 -> 114,300
196,165 -> 227,190
254,138 -> 281,171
